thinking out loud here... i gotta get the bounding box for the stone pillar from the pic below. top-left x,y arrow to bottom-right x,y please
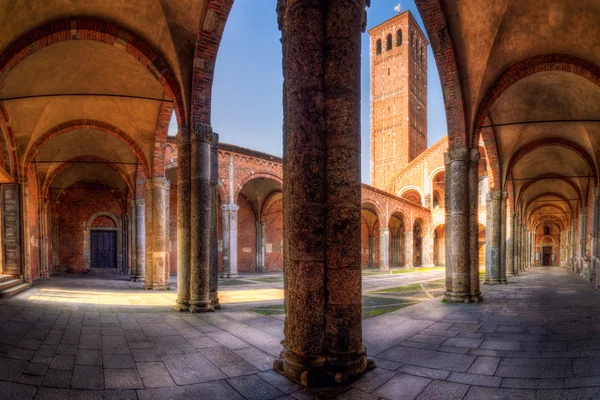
150,177 -> 170,290
506,202 -> 514,277
444,152 -> 452,291
174,128 -> 191,310
256,221 -> 266,272
143,182 -> 153,289
39,202 -> 49,279
444,148 -> 471,303
485,189 -> 502,284
368,234 -> 375,268
379,227 -> 389,270
499,193 -> 507,282
221,204 -> 240,278
132,199 -> 146,282
580,207 -> 588,276
275,0 -> 370,385
468,148 -> 482,301
189,122 -> 214,313
404,231 -> 414,268
209,134 -> 220,308
591,187 -> 600,282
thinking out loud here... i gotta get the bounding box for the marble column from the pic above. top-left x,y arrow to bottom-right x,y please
485,189 -> 502,284
368,234 -> 375,268
379,227 -> 389,270
275,0 -> 370,385
189,122 -> 214,313
174,128 -> 191,310
468,148 -> 482,301
404,231 -> 414,268
143,182 -> 153,289
221,203 -> 240,278
506,202 -> 514,277
443,148 -> 471,303
210,133 -> 220,308
151,177 -> 170,290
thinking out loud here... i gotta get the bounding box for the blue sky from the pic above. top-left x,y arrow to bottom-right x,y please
169,1 -> 447,183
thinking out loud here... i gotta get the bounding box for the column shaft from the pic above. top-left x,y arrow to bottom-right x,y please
276,0 -> 369,385
379,227 -> 389,270
189,123 -> 214,313
221,204 -> 240,278
506,205 -> 514,277
175,128 -> 191,310
485,189 -> 502,284
143,182 -> 153,289
468,148 -> 481,301
210,134 -> 220,308
133,199 -> 146,281
151,178 -> 170,290
368,234 -> 374,268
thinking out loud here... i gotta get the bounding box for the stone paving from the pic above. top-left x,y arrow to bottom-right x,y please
0,267 -> 599,399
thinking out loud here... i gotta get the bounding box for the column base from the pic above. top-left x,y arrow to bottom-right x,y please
143,284 -> 153,290
484,278 -> 502,284
443,292 -> 471,303
221,273 -> 240,279
131,276 -> 145,282
189,302 -> 215,313
379,266 -> 389,271
210,293 -> 221,310
173,302 -> 189,312
470,293 -> 483,303
151,284 -> 170,290
274,346 -> 374,387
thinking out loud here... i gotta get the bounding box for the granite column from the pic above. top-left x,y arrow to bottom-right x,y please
379,227 -> 389,270
174,128 -> 191,310
485,189 -> 502,284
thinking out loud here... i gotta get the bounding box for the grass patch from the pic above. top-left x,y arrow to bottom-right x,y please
218,279 -> 254,286
391,267 -> 445,274
250,277 -> 283,283
249,304 -> 285,316
363,303 -> 416,319
373,283 -> 423,293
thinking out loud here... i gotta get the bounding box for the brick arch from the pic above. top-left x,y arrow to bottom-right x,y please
527,204 -> 569,227
479,116 -> 501,190
533,216 -> 565,232
473,54 -> 600,135
234,172 -> 283,202
0,103 -> 18,175
23,120 -> 150,178
191,0 -> 235,125
361,200 -> 385,228
415,0 -> 469,148
517,174 -> 583,207
388,209 -> 409,230
507,138 -> 597,184
86,211 -> 121,230
398,186 -> 425,206
42,155 -> 134,202
524,192 -> 574,217
0,19 -> 184,125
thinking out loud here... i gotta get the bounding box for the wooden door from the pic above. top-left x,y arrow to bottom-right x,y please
542,246 -> 552,266
91,231 -> 117,269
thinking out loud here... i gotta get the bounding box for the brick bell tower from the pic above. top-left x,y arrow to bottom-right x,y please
369,9 -> 428,190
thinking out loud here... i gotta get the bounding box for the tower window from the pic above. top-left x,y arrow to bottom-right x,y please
396,30 -> 402,46
376,39 -> 382,55
545,226 -> 550,235
386,34 -> 392,51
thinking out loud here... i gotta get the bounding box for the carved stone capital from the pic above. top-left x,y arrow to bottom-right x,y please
469,148 -> 480,164
210,132 -> 219,149
176,127 -> 190,146
221,203 -> 240,212
151,177 -> 170,190
192,122 -> 213,143
444,147 -> 470,164
135,199 -> 145,208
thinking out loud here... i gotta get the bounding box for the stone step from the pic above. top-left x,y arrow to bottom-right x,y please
0,274 -> 14,283
89,268 -> 119,275
0,278 -> 24,291
0,282 -> 31,299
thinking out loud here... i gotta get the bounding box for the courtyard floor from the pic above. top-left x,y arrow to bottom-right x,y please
0,266 -> 599,399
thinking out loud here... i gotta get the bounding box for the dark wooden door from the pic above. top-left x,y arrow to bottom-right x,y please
91,231 -> 117,269
542,246 -> 552,266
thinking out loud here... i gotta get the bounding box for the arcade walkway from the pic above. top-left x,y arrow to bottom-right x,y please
0,267 -> 598,399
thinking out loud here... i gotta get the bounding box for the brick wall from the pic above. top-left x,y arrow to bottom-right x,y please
56,185 -> 122,273
237,195 -> 256,272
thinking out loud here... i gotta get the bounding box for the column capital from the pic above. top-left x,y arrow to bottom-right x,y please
444,147 -> 470,164
192,122 -> 214,143
594,186 -> 600,197
145,177 -> 169,190
221,203 -> 239,212
469,147 -> 480,164
135,198 -> 144,207
210,132 -> 219,149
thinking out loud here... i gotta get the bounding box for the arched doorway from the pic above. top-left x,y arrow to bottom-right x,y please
361,202 -> 381,268
413,220 -> 423,267
389,212 -> 405,267
433,224 -> 445,266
